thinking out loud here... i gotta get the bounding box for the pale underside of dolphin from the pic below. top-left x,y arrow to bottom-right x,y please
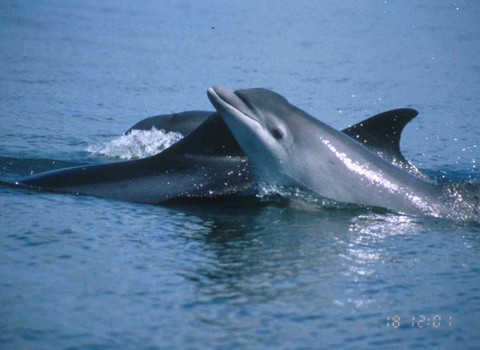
13,97 -> 431,205
208,86 -> 479,219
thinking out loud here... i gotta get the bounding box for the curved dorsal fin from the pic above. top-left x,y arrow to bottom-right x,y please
160,112 -> 245,158
341,108 -> 429,180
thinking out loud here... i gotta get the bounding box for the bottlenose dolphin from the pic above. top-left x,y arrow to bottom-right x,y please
13,103 -> 425,205
208,86 -> 479,218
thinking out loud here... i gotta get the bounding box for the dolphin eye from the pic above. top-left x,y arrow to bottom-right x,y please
271,128 -> 284,140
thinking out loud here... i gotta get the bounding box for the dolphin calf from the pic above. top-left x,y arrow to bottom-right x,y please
208,86 -> 479,218
13,99 -> 426,205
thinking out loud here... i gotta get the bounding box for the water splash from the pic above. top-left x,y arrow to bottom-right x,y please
256,181 -> 362,210
86,127 -> 183,159
440,181 -> 480,222
257,182 -> 318,203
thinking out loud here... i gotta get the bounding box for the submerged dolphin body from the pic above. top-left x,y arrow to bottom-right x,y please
208,86 -> 479,218
14,102 -> 425,205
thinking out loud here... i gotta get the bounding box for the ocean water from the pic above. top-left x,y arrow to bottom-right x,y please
1,1 -> 480,349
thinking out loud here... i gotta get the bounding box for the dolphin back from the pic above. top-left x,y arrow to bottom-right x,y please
14,113 -> 253,204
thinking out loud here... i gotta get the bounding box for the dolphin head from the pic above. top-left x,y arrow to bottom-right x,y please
207,86 -> 302,183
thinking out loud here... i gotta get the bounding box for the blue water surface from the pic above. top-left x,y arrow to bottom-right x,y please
1,1 -> 480,349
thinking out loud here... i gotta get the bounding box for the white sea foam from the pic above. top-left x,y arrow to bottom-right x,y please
86,128 -> 183,160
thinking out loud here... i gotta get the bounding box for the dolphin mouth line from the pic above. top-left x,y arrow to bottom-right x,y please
207,87 -> 260,126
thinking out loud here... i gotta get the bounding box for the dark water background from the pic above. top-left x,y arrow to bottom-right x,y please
1,1 -> 479,349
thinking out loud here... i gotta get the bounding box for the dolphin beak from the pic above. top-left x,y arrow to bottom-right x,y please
207,86 -> 233,110
207,86 -> 256,123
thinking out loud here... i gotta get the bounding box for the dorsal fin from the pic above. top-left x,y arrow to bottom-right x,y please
159,113 -> 246,158
341,108 -> 429,180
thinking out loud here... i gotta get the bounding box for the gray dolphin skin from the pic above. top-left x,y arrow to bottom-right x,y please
13,97 -> 436,206
207,86 -> 478,218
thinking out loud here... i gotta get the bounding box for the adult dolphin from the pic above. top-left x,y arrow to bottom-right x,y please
13,103 -> 424,204
207,86 -> 479,219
